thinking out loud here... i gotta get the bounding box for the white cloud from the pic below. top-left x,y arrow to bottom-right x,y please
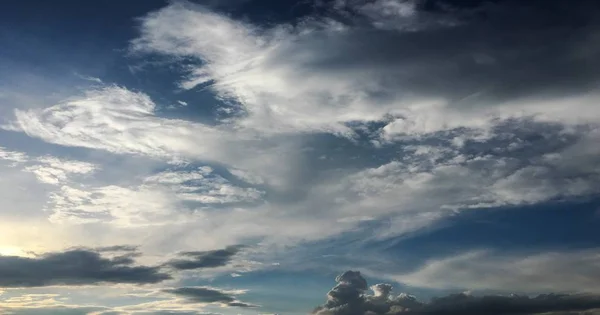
24,156 -> 97,185
3,85 -> 301,189
47,167 -> 264,226
5,86 -> 230,163
130,1 -> 600,141
131,2 -> 406,135
389,249 -> 600,293
322,127 -> 600,237
2,2 -> 600,298
0,147 -> 28,165
144,167 -> 264,204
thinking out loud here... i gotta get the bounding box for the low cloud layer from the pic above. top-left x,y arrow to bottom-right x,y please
0,245 -> 247,288
0,248 -> 170,287
166,245 -> 245,270
164,286 -> 257,308
313,271 -> 600,315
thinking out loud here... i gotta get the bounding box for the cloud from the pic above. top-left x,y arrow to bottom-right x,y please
312,270 -> 600,315
4,86 -> 229,163
0,248 -> 170,287
0,147 -> 28,165
163,287 -> 257,308
0,290 -> 223,315
131,0 -> 600,138
166,245 -> 245,270
23,156 -> 97,185
386,249 -> 600,294
46,166 -> 264,226
143,167 -> 263,204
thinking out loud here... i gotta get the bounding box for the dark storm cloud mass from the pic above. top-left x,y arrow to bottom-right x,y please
0,249 -> 171,287
165,245 -> 245,270
163,287 -> 257,308
312,271 -> 600,315
285,0 -> 600,106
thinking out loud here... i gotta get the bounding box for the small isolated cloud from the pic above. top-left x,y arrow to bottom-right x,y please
163,286 -> 257,308
166,245 -> 245,270
0,248 -> 170,287
24,156 -> 97,185
0,147 -> 28,165
312,271 -> 600,315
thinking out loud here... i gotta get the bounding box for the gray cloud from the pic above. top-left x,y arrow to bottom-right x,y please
0,249 -> 171,287
163,287 -> 257,308
313,0 -> 600,105
313,271 -> 600,315
94,245 -> 139,253
165,245 -> 245,270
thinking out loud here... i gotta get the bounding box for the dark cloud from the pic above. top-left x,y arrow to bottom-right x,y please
0,249 -> 171,287
94,245 -> 139,252
278,0 -> 600,107
313,271 -> 600,315
165,245 -> 244,270
163,287 -> 257,308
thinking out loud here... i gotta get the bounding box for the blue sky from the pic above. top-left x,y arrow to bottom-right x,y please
2,0 -> 600,314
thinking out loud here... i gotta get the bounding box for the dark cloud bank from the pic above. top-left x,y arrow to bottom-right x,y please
0,245 -> 245,288
163,287 -> 257,308
0,248 -> 170,287
313,271 -> 600,315
3,248 -> 600,314
164,245 -> 244,271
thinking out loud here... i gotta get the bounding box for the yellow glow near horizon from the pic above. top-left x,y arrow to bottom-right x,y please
0,246 -> 28,257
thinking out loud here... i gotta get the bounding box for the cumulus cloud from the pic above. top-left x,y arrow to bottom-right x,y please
166,245 -> 245,270
163,286 -> 257,308
313,271 -> 600,315
0,248 -> 170,287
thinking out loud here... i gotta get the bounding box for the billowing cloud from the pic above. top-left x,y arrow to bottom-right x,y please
313,271 -> 600,315
166,245 -> 245,270
0,248 -> 170,287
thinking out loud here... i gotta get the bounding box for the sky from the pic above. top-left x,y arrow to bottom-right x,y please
1,0 -> 600,314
